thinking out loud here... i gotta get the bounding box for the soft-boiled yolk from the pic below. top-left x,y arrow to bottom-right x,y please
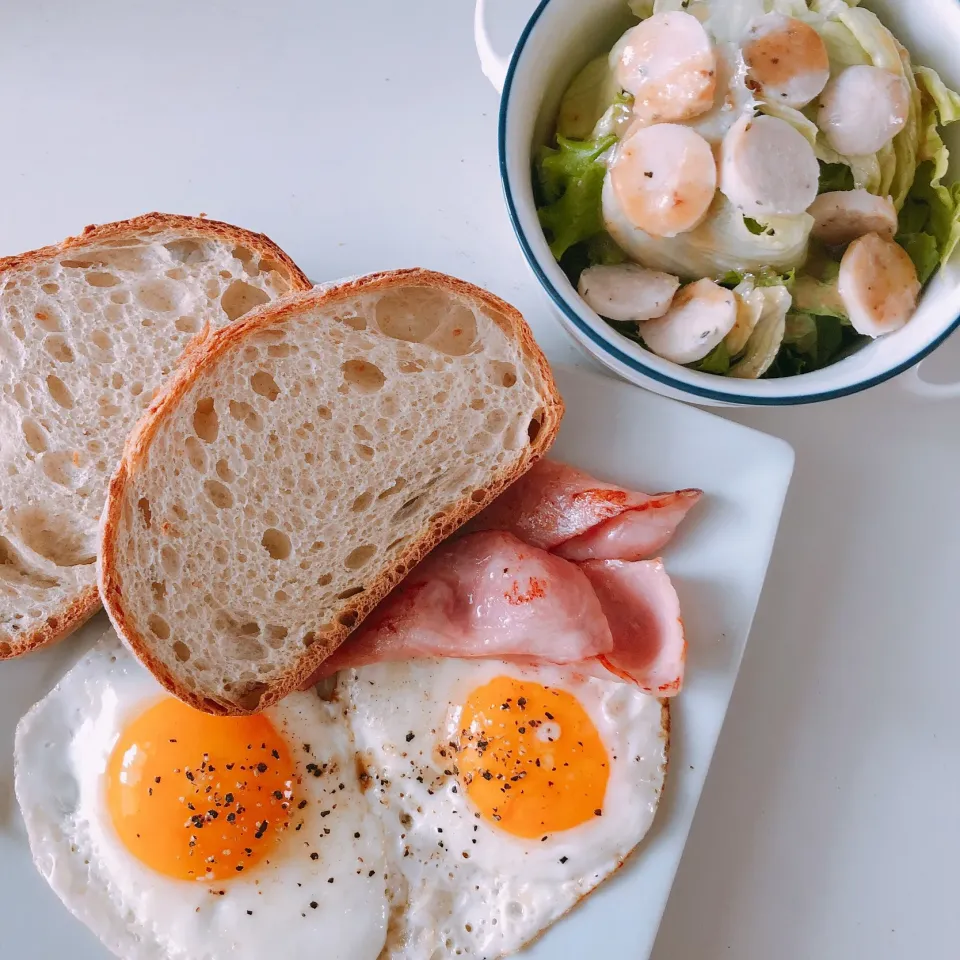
456,676 -> 609,838
106,697 -> 295,881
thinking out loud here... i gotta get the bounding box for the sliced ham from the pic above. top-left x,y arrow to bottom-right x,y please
306,461 -> 697,695
467,459 -> 701,560
580,559 -> 685,696
312,531 -> 613,678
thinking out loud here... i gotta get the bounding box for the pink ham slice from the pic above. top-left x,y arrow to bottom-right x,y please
313,531 -> 613,678
467,459 -> 701,561
579,559 -> 685,695
312,531 -> 687,695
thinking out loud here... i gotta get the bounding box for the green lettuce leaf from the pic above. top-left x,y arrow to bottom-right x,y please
767,312 -> 868,377
897,160 -> 960,276
896,231 -> 940,285
557,56 -> 623,140
536,134 -> 617,260
818,162 -> 855,194
689,341 -> 731,375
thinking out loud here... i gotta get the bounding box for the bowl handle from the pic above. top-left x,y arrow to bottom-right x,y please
900,362 -> 960,400
473,0 -> 511,93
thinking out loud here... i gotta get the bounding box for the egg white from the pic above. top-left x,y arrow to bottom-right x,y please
341,658 -> 668,959
14,632 -> 388,960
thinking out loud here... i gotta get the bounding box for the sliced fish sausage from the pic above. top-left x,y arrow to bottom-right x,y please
838,233 -> 920,336
809,190 -> 898,246
616,11 -> 718,124
818,66 -> 910,157
609,123 -> 718,238
578,263 -> 680,323
720,113 -> 819,216
638,278 -> 737,364
742,13 -> 830,109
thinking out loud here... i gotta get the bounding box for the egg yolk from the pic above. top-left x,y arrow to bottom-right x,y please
106,697 -> 296,881
456,676 -> 609,838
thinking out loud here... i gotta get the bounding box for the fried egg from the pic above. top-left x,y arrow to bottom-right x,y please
14,633 -> 388,960
341,658 -> 669,959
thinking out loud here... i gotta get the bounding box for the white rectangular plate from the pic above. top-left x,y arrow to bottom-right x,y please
0,364 -> 794,959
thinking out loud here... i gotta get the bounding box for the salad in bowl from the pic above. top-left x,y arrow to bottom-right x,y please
534,0 -> 960,380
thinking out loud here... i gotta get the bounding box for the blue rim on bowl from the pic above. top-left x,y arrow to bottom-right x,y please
497,0 -> 960,406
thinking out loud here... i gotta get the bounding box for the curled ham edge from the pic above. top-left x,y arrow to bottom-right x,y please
305,462 -> 698,696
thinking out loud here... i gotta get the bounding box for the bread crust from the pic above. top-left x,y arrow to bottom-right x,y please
0,212 -> 311,660
99,269 -> 564,715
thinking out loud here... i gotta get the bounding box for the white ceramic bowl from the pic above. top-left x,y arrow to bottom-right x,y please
475,0 -> 960,405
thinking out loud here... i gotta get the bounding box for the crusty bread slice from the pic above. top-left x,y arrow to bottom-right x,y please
0,213 -> 310,660
99,270 -> 563,715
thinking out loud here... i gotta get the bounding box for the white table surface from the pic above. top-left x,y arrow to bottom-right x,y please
1,1 -> 958,957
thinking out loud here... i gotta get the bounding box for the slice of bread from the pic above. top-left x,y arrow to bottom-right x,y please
99,270 -> 563,715
0,213 -> 311,660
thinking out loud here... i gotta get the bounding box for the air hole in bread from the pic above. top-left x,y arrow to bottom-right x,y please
240,443 -> 255,461
176,315 -> 200,334
471,489 -> 487,503
222,280 -> 270,322
137,280 -> 180,313
251,370 -> 281,401
275,589 -> 289,604
151,581 -> 166,602
345,544 -> 376,570
216,459 -> 236,483
317,405 -> 332,420
111,289 -> 131,304
10,320 -> 26,341
41,451 -> 79,488
355,443 -> 374,460
205,480 -> 234,509
112,372 -> 124,389
338,611 -> 359,629
228,400 -> 264,432
147,614 -> 171,640
399,360 -> 424,374
352,492 -> 373,512
393,494 -> 423,523
261,528 -> 291,560
424,430 -> 439,445
85,271 -> 119,288
90,329 -> 113,353
193,397 -> 219,443
33,307 -> 62,333
387,536 -> 407,552
302,631 -> 318,648
527,413 -> 543,444
236,637 -> 266,661
41,282 -> 59,294
265,624 -> 288,648
399,428 -> 414,441
342,359 -> 385,394
0,641 -> 12,656
137,498 -> 152,529
161,545 -> 180,575
46,374 -> 74,409
232,245 -> 254,266
166,268 -> 187,282
185,436 -> 207,473
169,640 -> 191,663
470,398 -> 485,411
337,586 -> 365,600
489,361 -> 517,388
43,336 -> 75,364
374,287 -> 442,344
317,573 -> 333,586
336,313 -> 367,331
0,536 -> 59,587
22,419 -> 48,453
353,424 -> 373,442
268,343 -> 296,358
163,239 -> 203,263
485,409 -> 507,433
434,391 -> 448,404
